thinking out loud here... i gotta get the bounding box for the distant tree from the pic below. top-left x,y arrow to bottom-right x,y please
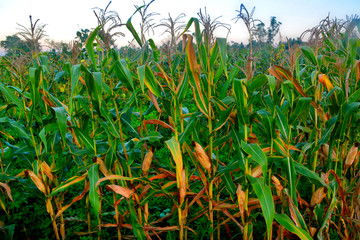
267,16 -> 281,44
76,29 -> 90,44
0,35 -> 31,55
254,16 -> 281,44
254,22 -> 267,43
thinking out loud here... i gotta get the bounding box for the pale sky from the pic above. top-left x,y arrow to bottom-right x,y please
0,0 -> 360,51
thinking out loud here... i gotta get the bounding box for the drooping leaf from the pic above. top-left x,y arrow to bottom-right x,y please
85,26 -> 101,70
274,214 -> 313,240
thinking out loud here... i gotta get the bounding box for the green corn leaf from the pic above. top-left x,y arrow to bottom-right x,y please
111,60 -> 134,92
129,199 -> 146,239
248,175 -> 274,240
284,156 -> 297,206
8,120 -> 30,140
39,127 -> 47,153
93,72 -> 103,103
221,172 -> 236,200
100,104 -> 120,139
289,97 -> 311,124
52,107 -> 67,140
275,106 -> 290,141
217,38 -> 228,78
301,46 -> 318,66
233,78 -> 249,125
178,113 -> 200,144
48,174 -> 87,197
148,39 -> 160,62
73,128 -> 95,153
0,83 -> 23,110
293,161 -> 327,186
348,87 -> 360,103
317,185 -> 336,240
177,73 -> 189,104
248,74 -> 268,93
85,26 -> 100,71
88,164 -> 100,221
210,40 -> 219,67
126,6 -> 144,47
137,65 -> 145,93
241,141 -> 268,180
274,214 -> 313,240
69,64 -> 80,115
144,65 -> 162,97
257,109 -> 275,140
165,137 -> 183,186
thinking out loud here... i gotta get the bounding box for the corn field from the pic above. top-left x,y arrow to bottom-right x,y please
0,7 -> 360,240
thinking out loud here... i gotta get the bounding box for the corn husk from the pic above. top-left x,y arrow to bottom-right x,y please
142,146 -> 155,175
179,168 -> 186,205
251,165 -> 262,178
322,144 -> 336,159
345,142 -> 359,167
192,141 -> 211,173
95,157 -> 110,177
310,186 -> 327,206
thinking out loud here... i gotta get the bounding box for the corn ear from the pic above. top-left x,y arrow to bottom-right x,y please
236,184 -> 246,218
179,168 -> 186,205
322,144 -> 336,159
192,141 -> 211,173
345,142 -> 359,167
251,165 -> 262,178
310,186 -> 327,206
142,146 -> 155,176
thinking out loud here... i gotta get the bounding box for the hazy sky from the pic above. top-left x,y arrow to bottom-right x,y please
0,0 -> 360,49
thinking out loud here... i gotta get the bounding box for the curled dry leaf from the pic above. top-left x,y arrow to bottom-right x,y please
310,186 -> 328,206
236,184 -> 246,218
192,141 -> 211,173
248,132 -> 259,144
309,227 -> 317,237
271,175 -> 283,197
94,157 -> 110,177
26,170 -> 47,195
318,74 -> 334,92
345,142 -> 359,167
106,185 -> 134,199
41,161 -> 54,181
142,146 -> 155,176
0,182 -> 13,201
